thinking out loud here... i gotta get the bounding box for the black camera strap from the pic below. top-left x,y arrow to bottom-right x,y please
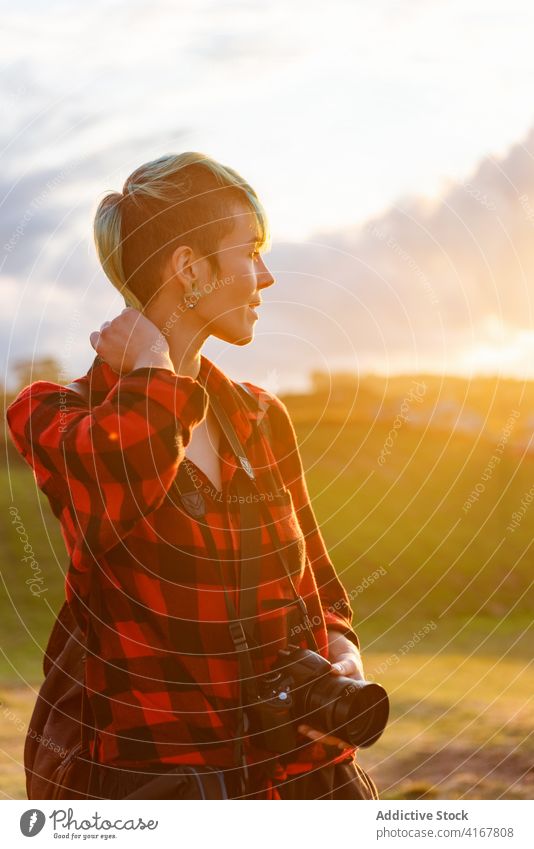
172,381 -> 319,787
203,385 -> 318,653
231,384 -> 320,654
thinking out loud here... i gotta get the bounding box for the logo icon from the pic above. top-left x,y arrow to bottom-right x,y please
20,809 -> 46,836
180,490 -> 206,517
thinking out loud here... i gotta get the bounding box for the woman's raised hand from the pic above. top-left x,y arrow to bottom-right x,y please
89,308 -> 174,374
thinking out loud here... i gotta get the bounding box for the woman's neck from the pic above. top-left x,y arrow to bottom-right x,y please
143,300 -> 208,379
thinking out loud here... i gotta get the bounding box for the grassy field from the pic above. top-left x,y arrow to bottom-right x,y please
1,617 -> 532,800
1,391 -> 533,799
358,614 -> 533,800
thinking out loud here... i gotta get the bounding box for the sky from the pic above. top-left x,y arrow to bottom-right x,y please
2,0 -> 534,392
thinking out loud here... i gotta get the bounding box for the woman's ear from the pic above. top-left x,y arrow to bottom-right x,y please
169,243 -> 190,274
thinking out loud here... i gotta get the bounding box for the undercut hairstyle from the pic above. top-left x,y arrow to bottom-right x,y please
93,151 -> 270,311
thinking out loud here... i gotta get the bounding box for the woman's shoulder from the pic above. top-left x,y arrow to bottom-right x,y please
235,379 -> 287,416
233,379 -> 294,446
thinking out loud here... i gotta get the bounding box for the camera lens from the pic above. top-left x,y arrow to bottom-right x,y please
335,680 -> 389,747
305,676 -> 389,748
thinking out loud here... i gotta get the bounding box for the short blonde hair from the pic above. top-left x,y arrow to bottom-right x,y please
93,152 -> 270,311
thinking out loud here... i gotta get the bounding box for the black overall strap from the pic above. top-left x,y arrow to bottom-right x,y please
205,393 -> 263,633
206,389 -> 319,650
172,413 -> 260,791
187,478 -> 256,792
233,384 -> 320,653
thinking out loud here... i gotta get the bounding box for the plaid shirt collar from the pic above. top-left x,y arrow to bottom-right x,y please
82,352 -> 255,447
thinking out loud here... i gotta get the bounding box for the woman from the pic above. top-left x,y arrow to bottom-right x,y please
6,152 -> 379,800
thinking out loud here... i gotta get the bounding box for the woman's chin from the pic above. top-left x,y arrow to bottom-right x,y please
212,324 -> 255,346
233,327 -> 255,346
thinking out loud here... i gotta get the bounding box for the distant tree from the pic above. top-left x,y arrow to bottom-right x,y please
11,356 -> 62,393
310,369 -> 358,394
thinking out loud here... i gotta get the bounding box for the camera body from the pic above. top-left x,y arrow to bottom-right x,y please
245,646 -> 389,755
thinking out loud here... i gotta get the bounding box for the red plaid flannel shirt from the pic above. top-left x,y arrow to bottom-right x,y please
6,352 -> 360,789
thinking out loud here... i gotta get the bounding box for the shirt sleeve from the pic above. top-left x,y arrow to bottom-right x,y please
265,395 -> 360,651
6,365 -> 209,560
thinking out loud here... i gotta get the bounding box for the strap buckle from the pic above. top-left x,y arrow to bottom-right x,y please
228,620 -> 250,653
295,597 -> 317,638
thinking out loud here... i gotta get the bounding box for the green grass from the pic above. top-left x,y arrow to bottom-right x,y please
297,419 -> 533,621
1,464 -> 67,684
357,645 -> 533,800
1,412 -> 533,799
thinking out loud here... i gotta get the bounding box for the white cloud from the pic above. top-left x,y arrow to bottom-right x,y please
3,0 -> 534,389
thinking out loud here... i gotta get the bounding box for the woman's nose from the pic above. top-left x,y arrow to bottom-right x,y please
257,258 -> 275,289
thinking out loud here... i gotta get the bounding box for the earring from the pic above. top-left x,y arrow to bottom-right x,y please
184,288 -> 200,309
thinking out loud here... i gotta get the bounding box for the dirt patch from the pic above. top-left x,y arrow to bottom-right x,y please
360,744 -> 534,800
1,686 -> 532,800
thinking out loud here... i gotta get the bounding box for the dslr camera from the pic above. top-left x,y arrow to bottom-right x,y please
246,646 -> 389,754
